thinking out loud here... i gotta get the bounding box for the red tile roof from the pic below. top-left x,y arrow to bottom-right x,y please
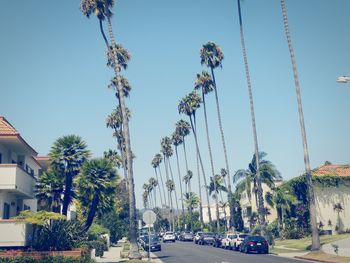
0,116 -> 18,135
312,164 -> 350,177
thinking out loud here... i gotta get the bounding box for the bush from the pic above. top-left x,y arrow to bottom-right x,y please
0,257 -> 94,263
0,257 -> 36,263
87,224 -> 109,241
89,241 -> 105,257
36,220 -> 86,251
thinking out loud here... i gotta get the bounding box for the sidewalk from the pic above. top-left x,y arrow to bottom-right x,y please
94,246 -> 163,263
321,237 -> 350,257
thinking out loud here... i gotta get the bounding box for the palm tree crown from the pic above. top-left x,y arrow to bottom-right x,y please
194,71 -> 215,95
200,42 -> 224,69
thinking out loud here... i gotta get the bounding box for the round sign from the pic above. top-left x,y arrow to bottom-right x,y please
142,210 -> 156,225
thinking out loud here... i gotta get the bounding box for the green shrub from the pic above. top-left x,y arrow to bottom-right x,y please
0,256 -> 94,263
0,257 -> 36,263
87,224 -> 109,241
36,220 -> 86,251
89,241 -> 105,257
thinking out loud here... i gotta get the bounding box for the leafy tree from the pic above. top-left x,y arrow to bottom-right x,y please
200,42 -> 234,229
49,135 -> 90,216
280,0 -> 320,249
179,91 -> 212,228
76,158 -> 118,230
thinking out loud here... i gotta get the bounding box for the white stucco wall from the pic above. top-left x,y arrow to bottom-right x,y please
0,221 -> 33,247
315,185 -> 350,232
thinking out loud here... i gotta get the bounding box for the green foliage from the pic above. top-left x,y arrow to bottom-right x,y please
15,211 -> 65,225
89,240 -> 105,257
87,223 -> 109,241
0,257 -> 93,263
36,220 -> 86,251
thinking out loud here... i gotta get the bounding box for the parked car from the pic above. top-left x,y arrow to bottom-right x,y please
230,234 -> 250,250
213,233 -> 224,247
239,235 -> 269,254
221,233 -> 236,249
194,231 -> 203,244
198,232 -> 215,245
163,231 -> 176,243
175,232 -> 181,240
180,232 -> 194,241
138,235 -> 148,247
143,235 -> 162,252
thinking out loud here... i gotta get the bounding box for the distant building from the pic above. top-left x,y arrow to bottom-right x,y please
312,164 -> 350,233
0,116 -> 40,247
202,203 -> 230,225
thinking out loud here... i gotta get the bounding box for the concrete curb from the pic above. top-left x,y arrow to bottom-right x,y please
294,256 -> 336,263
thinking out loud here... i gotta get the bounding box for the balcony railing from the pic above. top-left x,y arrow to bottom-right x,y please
0,164 -> 36,198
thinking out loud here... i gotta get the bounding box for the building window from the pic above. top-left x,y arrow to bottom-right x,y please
3,203 -> 10,219
24,204 -> 31,211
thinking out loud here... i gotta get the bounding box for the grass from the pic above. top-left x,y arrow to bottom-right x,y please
300,251 -> 350,263
273,233 -> 350,251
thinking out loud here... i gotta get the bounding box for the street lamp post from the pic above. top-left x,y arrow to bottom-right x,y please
336,76 -> 350,84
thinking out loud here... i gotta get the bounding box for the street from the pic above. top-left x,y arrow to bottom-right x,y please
154,241 -> 308,263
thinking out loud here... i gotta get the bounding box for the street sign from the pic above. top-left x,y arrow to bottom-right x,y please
142,210 -> 156,225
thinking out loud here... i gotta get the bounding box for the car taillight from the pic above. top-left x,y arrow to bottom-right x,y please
247,241 -> 255,245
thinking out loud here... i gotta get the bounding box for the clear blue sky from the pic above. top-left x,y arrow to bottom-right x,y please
1,0 -> 349,208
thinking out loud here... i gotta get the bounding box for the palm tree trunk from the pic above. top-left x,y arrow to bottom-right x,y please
154,168 -> 164,207
106,18 -> 140,259
85,194 -> 99,230
158,166 -> 167,207
168,158 -> 180,230
190,114 -> 212,228
236,0 -> 266,233
210,67 -> 233,231
115,127 -> 128,189
196,151 -> 204,230
202,93 -> 220,232
175,147 -> 185,229
99,18 -> 109,49
280,0 -> 320,250
169,191 -> 175,231
62,171 -> 73,216
163,156 -> 170,207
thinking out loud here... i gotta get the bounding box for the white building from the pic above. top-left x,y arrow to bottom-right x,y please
0,116 -> 41,247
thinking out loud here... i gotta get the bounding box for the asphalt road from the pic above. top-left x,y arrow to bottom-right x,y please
154,241 -> 308,263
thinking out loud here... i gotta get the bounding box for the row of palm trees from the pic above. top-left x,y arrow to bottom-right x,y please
140,0 -> 320,250
79,0 -> 320,252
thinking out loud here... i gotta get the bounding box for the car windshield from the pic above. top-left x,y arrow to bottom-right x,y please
203,232 -> 214,237
144,236 -> 159,242
250,236 -> 266,242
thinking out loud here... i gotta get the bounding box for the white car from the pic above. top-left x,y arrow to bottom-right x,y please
194,232 -> 203,244
163,231 -> 176,243
230,234 -> 250,250
221,233 -> 236,249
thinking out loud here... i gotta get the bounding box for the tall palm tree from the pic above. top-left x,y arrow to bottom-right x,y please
142,191 -> 148,209
183,170 -> 193,194
200,42 -> 234,229
103,149 -> 122,168
235,1 -> 265,232
77,158 -> 118,230
194,71 -> 220,232
152,154 -> 166,207
172,131 -> 186,226
175,119 -> 191,174
149,177 -> 158,208
179,91 -> 212,227
80,1 -> 139,257
280,0 -> 320,250
166,179 -> 175,231
151,155 -> 164,207
49,135 -> 90,216
208,174 -> 228,229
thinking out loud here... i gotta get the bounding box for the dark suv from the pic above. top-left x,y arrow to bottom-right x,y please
239,235 -> 269,254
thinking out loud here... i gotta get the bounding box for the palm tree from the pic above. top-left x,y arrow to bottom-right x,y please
172,131 -> 185,226
80,0 -> 140,257
77,158 -> 118,230
183,170 -> 193,194
234,152 -> 280,216
179,91 -> 212,228
280,0 -> 320,250
175,119 -> 191,174
208,174 -> 228,229
265,185 -> 296,231
152,153 -> 166,207
142,191 -> 148,209
49,135 -> 90,216
166,179 -> 175,231
103,149 -> 122,168
235,0 -> 266,233
149,177 -> 158,208
194,71 -> 220,232
333,202 -> 344,232
183,191 -> 200,231
200,42 -> 234,230
35,169 -> 63,213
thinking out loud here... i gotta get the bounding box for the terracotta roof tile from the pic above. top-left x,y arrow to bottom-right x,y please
312,164 -> 350,177
0,116 -> 18,135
